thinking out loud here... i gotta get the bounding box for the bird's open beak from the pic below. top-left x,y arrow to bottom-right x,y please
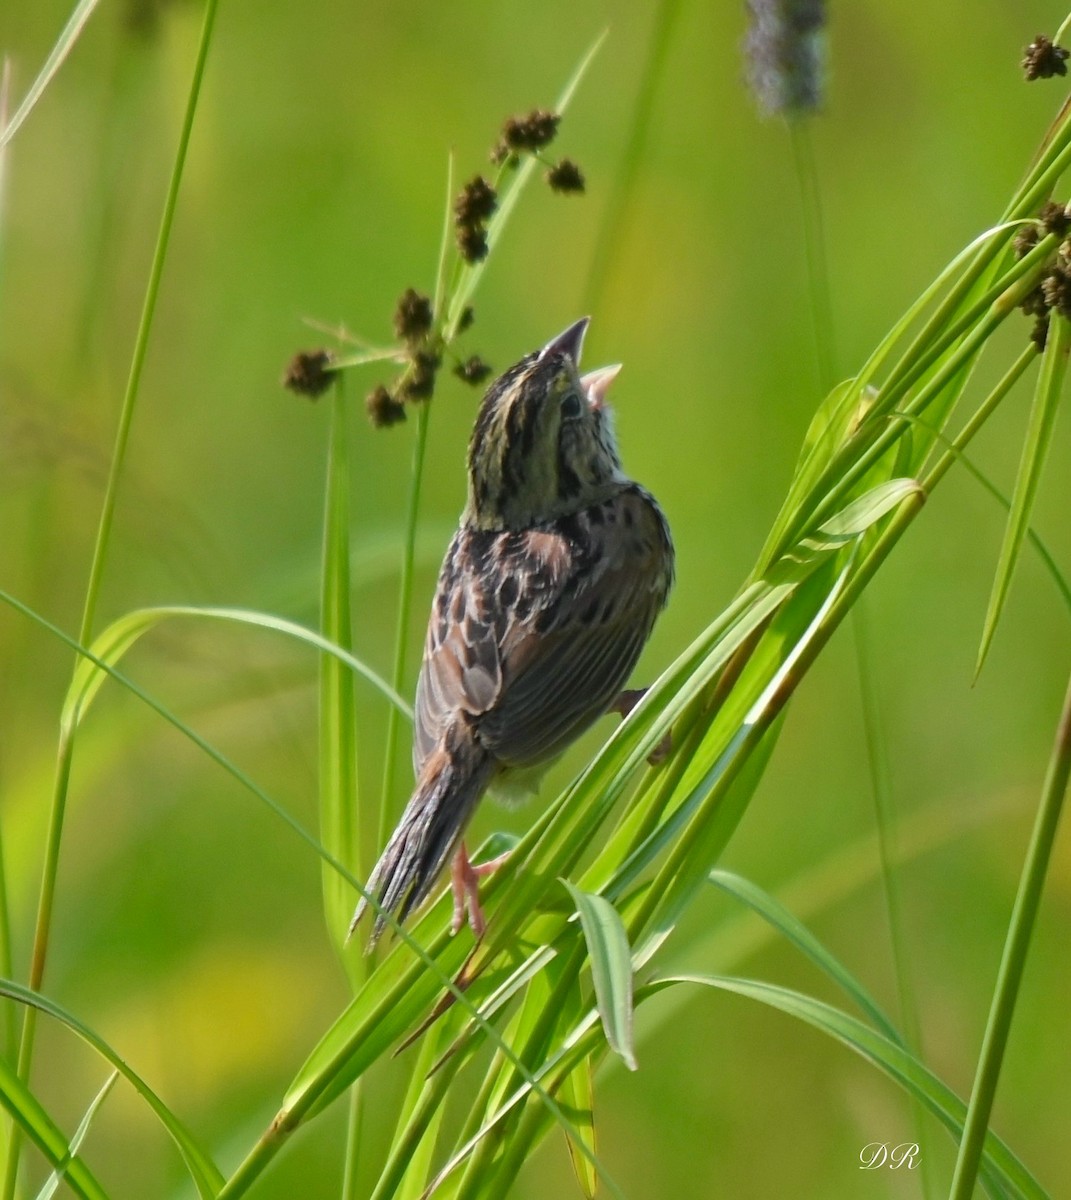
539,316 -> 590,365
580,364 -> 622,411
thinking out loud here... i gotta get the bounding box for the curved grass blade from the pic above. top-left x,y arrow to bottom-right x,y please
642,975 -> 1045,1200
949,668 -> 1071,1200
562,883 -> 636,1071
34,1071 -> 118,1200
976,314 -> 1071,677
709,870 -> 899,1042
0,1053 -> 108,1200
63,605 -> 410,734
0,0 -> 102,151
0,587 -> 366,918
319,380 -> 363,957
0,982 -> 222,1198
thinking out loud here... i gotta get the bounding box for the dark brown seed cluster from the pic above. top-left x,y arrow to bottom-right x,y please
400,351 -> 442,401
455,176 -> 498,225
486,108 -> 587,203
546,158 -> 585,194
1041,269 -> 1071,320
455,175 -> 498,264
393,288 -> 434,343
368,289 -> 446,423
498,109 -> 560,155
1010,202 -> 1071,348
366,384 -> 407,427
454,355 -> 493,385
283,349 -> 335,399
1022,34 -> 1069,81
1040,200 -> 1071,236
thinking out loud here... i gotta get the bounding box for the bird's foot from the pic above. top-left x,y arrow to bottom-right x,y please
611,688 -> 672,764
450,843 -> 512,937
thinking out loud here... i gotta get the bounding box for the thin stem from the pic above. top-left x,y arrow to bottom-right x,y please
948,672 -> 1071,1200
341,1084 -> 363,1200
376,403 -> 432,850
78,0 -> 219,645
2,5 -> 220,1196
2,736 -> 75,1200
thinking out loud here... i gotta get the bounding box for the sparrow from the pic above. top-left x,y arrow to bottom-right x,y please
352,317 -> 674,946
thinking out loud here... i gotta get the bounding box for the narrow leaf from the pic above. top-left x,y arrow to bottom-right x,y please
320,382 -> 362,955
977,313 -> 1071,675
768,478 -> 920,585
709,871 -> 899,1041
643,975 -> 1045,1200
0,980 -> 223,1198
63,605 -> 410,734
562,882 -> 636,1071
0,1054 -> 109,1200
0,0 -> 102,151
35,1071 -> 118,1200
557,981 -> 597,1200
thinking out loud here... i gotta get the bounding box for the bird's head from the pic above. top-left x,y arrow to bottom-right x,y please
463,317 -> 624,531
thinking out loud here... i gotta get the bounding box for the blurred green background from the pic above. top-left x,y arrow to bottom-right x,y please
2,1 -> 1071,1196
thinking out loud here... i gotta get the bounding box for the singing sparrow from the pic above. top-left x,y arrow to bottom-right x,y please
352,317 -> 674,945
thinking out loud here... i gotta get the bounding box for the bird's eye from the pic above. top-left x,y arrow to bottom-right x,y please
561,391 -> 583,420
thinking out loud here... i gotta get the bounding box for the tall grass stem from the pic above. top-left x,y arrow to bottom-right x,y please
2,4 -> 220,1196
947,670 -> 1071,1199
377,404 -> 432,851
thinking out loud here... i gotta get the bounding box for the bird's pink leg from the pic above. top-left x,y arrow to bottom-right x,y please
611,688 -> 672,763
450,843 -> 512,937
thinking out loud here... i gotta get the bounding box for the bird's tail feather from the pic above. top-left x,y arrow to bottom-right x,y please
351,739 -> 494,946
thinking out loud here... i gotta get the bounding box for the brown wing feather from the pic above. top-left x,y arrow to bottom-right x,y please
414,486 -> 673,777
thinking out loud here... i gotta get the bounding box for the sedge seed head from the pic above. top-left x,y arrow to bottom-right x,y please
283,349 -> 334,399
1023,35 -> 1069,81
393,288 -> 434,343
366,385 -> 407,428
546,159 -> 585,194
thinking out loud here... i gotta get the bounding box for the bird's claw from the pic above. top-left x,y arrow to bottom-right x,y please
450,844 -> 512,938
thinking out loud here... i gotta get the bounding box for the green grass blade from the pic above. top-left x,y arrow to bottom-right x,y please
562,883 -> 636,1071
0,1053 -> 108,1200
949,669 -> 1071,1200
319,380 -> 363,958
643,976 -> 1046,1200
5,9 -> 222,1194
77,0 -> 220,647
976,314 -> 1071,677
1,588 -> 367,903
34,1071 -> 118,1200
0,982 -> 222,1197
709,870 -> 900,1041
383,1020 -> 454,1200
449,943 -> 623,1200
556,983 -> 597,1200
0,0 -> 102,151
377,402 -> 432,852
63,605 -> 410,735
